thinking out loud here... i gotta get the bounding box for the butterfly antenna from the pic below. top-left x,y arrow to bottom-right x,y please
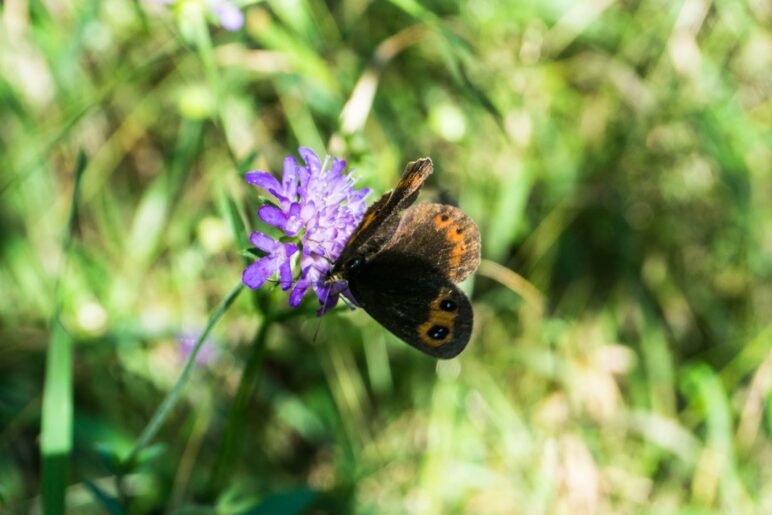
319,280 -> 332,310
313,317 -> 323,344
313,284 -> 333,344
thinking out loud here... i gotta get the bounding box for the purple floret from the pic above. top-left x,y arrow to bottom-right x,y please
243,147 -> 369,314
150,0 -> 244,31
209,0 -> 244,31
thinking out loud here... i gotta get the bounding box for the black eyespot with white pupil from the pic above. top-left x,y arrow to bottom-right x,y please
427,325 -> 449,340
439,299 -> 456,311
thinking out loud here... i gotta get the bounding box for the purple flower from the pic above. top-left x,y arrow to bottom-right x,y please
178,332 -> 217,366
208,0 -> 244,31
242,233 -> 298,290
243,148 -> 370,314
150,0 -> 244,32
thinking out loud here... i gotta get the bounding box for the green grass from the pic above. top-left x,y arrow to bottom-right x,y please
1,0 -> 771,513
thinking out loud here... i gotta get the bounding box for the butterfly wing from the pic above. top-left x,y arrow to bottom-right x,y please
332,161 -> 480,359
333,158 -> 433,273
348,252 -> 473,359
386,203 -> 481,282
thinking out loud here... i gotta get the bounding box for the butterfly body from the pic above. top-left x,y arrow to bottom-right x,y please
326,158 -> 480,359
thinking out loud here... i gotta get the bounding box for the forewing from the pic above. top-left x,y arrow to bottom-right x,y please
334,158 -> 433,269
348,252 -> 473,359
387,203 -> 481,283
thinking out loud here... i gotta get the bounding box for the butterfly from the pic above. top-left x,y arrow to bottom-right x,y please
325,158 -> 480,359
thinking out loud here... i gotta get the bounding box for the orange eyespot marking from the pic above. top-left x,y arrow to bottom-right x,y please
418,320 -> 453,347
449,241 -> 468,268
417,290 -> 457,347
446,225 -> 465,243
444,222 -> 468,267
434,212 -> 453,229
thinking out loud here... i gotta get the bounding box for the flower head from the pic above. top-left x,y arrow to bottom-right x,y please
178,332 -> 218,366
208,0 -> 244,31
242,148 -> 369,314
151,0 -> 244,32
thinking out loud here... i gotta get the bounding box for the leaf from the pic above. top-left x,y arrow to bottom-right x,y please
40,321 -> 74,515
83,479 -> 124,515
242,488 -> 317,515
40,150 -> 88,514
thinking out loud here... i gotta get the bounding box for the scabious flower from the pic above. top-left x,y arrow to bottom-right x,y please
178,332 -> 218,366
151,0 -> 244,32
208,0 -> 244,31
242,148 -> 370,314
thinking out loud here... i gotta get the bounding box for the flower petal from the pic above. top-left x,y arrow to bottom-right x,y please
283,203 -> 303,236
329,158 -> 346,176
284,242 -> 299,256
250,232 -> 279,253
242,256 -> 277,289
300,201 -> 316,222
342,287 -> 361,307
282,156 -> 298,200
278,242 -> 299,291
298,147 -> 321,174
245,172 -> 283,198
296,164 -> 311,194
278,257 -> 294,290
210,0 -> 244,31
316,288 -> 339,315
258,205 -> 288,229
349,188 -> 370,202
289,280 -> 311,307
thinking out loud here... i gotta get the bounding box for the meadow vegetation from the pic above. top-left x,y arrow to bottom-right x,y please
1,0 -> 771,513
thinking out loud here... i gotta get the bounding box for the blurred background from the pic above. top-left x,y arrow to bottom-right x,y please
1,0 -> 771,513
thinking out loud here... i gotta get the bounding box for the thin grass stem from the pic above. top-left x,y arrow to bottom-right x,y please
123,281 -> 244,467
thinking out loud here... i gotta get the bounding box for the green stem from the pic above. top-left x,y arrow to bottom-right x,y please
191,11 -> 241,169
40,150 -> 87,514
210,317 -> 272,491
123,281 -> 244,467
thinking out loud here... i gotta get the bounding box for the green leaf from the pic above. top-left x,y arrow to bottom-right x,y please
83,479 -> 124,515
40,319 -> 74,515
242,488 -> 317,515
95,443 -> 122,475
40,149 -> 87,514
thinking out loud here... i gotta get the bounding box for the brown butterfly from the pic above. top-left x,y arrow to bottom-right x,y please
326,158 -> 480,358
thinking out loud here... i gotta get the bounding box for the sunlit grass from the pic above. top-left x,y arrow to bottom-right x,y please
1,0 -> 771,513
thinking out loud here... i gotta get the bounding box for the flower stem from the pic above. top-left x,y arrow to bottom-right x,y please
123,281 -> 244,468
210,316 -> 272,491
191,7 -> 241,169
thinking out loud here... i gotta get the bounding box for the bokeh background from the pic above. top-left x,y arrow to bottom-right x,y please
2,0 -> 771,513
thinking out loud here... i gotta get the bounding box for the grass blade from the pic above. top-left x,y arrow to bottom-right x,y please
40,319 -> 74,515
40,150 -> 87,514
